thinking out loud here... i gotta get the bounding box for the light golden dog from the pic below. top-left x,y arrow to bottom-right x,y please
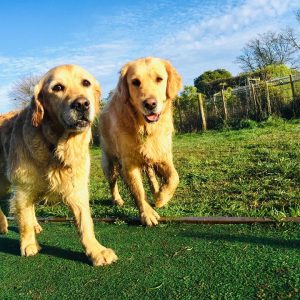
99,57 -> 182,226
0,65 -> 117,266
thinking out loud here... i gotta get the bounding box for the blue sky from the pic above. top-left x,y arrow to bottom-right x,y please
0,0 -> 299,112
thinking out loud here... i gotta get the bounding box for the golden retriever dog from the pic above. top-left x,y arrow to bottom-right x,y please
0,65 -> 117,266
99,57 -> 182,226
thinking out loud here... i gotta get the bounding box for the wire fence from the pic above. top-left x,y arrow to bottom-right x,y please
175,74 -> 300,132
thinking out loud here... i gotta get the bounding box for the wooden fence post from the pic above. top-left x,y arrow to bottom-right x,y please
197,93 -> 207,131
290,74 -> 297,117
250,83 -> 257,114
265,81 -> 271,116
176,97 -> 183,132
290,74 -> 296,102
221,89 -> 228,122
250,82 -> 264,120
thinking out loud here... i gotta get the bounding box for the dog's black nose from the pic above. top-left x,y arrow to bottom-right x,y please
143,98 -> 157,111
71,97 -> 90,112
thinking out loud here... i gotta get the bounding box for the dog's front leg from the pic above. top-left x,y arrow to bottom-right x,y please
146,166 -> 160,195
102,152 -> 124,206
0,208 -> 8,234
155,158 -> 179,208
122,161 -> 160,226
0,173 -> 10,234
32,205 -> 43,234
13,190 -> 41,256
65,190 -> 118,266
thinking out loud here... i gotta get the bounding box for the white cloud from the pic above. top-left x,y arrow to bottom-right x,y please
156,0 -> 296,56
0,41 -> 134,108
0,41 -> 134,113
0,0 -> 299,113
153,0 -> 299,86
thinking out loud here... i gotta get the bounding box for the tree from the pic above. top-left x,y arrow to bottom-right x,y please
177,85 -> 198,105
9,75 -> 40,108
258,64 -> 296,79
195,69 -> 232,83
174,85 -> 199,132
235,31 -> 297,72
283,25 -> 300,69
194,69 -> 232,96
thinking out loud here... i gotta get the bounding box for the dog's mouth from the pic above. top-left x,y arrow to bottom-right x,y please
63,117 -> 91,131
75,119 -> 91,128
144,113 -> 161,123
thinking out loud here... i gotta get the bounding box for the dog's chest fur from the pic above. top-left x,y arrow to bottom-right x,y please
10,121 -> 91,201
137,127 -> 172,165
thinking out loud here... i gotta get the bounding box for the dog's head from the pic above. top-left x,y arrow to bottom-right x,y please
31,65 -> 101,132
117,57 -> 182,123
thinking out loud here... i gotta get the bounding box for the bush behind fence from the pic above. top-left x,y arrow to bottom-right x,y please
175,74 -> 300,132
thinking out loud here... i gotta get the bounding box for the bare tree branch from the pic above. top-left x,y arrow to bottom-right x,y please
285,28 -> 300,51
235,31 -> 298,72
9,75 -> 40,108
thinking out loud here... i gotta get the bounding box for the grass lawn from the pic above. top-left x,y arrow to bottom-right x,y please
31,117 -> 300,220
0,222 -> 299,299
1,118 -> 300,299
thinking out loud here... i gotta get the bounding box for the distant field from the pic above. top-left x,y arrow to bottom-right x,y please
32,117 -> 300,220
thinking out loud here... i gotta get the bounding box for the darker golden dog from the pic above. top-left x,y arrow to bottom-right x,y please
99,57 -> 182,226
0,65 -> 117,266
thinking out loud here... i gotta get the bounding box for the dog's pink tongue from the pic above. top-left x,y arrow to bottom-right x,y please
146,113 -> 159,121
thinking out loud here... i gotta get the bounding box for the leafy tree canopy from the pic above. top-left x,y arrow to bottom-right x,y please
194,64 -> 296,97
195,69 -> 232,83
194,69 -> 232,96
176,85 -> 198,108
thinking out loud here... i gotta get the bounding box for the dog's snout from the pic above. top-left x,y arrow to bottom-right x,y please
71,97 -> 90,112
143,98 -> 157,111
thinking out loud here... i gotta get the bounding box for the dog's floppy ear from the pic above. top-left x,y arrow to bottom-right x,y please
31,78 -> 45,127
116,63 -> 130,102
164,60 -> 182,100
93,79 -> 102,114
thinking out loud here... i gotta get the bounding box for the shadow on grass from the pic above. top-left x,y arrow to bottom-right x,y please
8,226 -> 19,234
0,235 -> 88,265
92,198 -> 113,207
0,196 -> 11,215
181,231 -> 300,250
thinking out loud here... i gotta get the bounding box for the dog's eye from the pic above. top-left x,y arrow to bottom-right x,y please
82,79 -> 91,87
52,84 -> 65,92
132,79 -> 141,87
156,77 -> 163,83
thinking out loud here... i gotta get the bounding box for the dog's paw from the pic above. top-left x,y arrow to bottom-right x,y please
155,192 -> 171,208
34,223 -> 43,234
112,197 -> 124,207
140,207 -> 160,226
0,217 -> 8,234
21,242 -> 41,257
91,247 -> 118,266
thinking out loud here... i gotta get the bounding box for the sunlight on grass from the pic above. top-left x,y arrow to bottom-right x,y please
0,222 -> 299,299
31,119 -> 300,219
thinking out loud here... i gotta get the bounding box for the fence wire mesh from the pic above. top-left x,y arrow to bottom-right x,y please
175,74 -> 300,131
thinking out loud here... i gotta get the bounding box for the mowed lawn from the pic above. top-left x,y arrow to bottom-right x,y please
1,118 -> 300,299
34,118 -> 300,220
0,222 -> 299,299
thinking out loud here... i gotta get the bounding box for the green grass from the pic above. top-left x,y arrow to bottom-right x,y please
0,222 -> 299,299
31,117 -> 300,220
1,118 -> 300,299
